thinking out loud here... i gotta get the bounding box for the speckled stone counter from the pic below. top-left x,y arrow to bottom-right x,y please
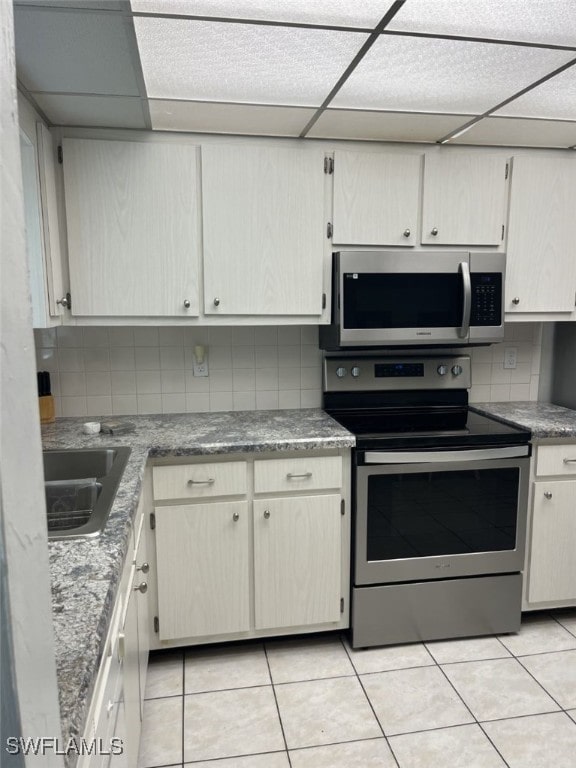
44,410 -> 354,759
471,401 -> 576,441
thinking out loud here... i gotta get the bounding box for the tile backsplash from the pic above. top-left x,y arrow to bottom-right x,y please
34,323 -> 543,418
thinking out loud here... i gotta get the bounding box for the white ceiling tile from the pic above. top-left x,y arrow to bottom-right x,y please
134,18 -> 368,106
14,7 -> 141,95
448,117 -> 576,148
388,0 -> 576,47
149,100 -> 315,135
131,0 -> 395,28
32,94 -> 147,128
307,109 -> 470,142
331,35 -> 574,114
496,65 -> 576,120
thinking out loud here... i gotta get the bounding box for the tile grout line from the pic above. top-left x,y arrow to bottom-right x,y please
426,640 -> 512,768
338,634 -> 402,768
263,643 -> 293,768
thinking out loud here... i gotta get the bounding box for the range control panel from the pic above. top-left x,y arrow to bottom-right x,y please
324,356 -> 471,392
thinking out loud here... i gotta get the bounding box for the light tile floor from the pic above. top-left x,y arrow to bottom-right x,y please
138,609 -> 576,767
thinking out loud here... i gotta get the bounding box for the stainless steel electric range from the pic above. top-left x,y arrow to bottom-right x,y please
323,355 -> 532,648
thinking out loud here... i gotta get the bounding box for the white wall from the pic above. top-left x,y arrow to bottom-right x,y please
1,2 -> 63,764
34,322 -> 543,418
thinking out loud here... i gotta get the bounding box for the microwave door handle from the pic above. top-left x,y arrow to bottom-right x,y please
458,261 -> 472,339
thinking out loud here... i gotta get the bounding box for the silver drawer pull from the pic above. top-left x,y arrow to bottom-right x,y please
134,582 -> 148,594
188,478 -> 215,485
544,491 -> 553,499
233,512 -> 239,522
286,472 -> 313,479
137,562 -> 149,574
264,510 -> 271,519
563,459 -> 576,464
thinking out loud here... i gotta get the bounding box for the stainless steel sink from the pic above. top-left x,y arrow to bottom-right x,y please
43,447 -> 131,539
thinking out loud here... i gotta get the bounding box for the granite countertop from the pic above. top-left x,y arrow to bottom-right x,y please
471,401 -> 576,440
44,409 -> 355,756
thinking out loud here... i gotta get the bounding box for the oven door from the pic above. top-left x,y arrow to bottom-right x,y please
355,446 -> 530,585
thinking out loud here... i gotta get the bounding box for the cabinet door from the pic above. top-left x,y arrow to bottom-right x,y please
155,501 -> 249,640
422,153 -> 508,245
506,156 -> 576,313
134,519 -> 149,721
332,150 -> 421,246
253,494 -> 341,630
121,566 -> 140,768
63,138 -> 200,316
529,480 -> 576,603
202,144 -> 325,315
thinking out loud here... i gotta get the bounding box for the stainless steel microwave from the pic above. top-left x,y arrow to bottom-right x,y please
320,251 -> 505,350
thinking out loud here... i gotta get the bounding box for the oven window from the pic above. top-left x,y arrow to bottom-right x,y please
366,468 -> 519,561
343,273 -> 463,329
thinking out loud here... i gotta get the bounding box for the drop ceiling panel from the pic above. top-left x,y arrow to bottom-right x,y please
14,8 -> 141,95
331,35 -> 575,114
307,110 -> 471,142
134,18 -> 368,105
149,100 -> 315,136
132,0 -> 395,28
449,117 -> 576,148
388,0 -> 576,47
32,94 -> 147,129
495,64 -> 576,120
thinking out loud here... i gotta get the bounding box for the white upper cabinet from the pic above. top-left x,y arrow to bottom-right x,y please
421,153 -> 509,245
332,150 -> 421,246
62,138 -> 200,317
202,144 -> 326,316
506,155 -> 576,314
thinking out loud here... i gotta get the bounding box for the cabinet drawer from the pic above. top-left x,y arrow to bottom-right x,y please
254,456 -> 342,494
153,461 -> 247,500
536,445 -> 576,477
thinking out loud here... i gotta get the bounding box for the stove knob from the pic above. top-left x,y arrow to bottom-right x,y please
437,365 -> 448,376
351,366 -> 361,378
452,364 -> 463,376
336,367 -> 347,378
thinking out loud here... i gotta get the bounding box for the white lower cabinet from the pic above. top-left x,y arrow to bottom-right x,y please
525,443 -> 576,608
155,500 -> 250,641
149,451 -> 350,647
78,503 -> 149,768
253,495 -> 342,630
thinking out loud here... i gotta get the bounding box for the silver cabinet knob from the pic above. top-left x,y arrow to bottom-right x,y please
137,562 -> 149,574
134,582 -> 148,594
233,511 -> 239,522
183,299 -> 191,309
213,297 -> 220,307
263,510 -> 271,519
544,491 -> 553,499
403,229 -> 411,238
512,297 -> 520,305
56,294 -> 70,309
431,227 -> 438,236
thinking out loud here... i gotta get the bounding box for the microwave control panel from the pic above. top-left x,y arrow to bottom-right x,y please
470,273 -> 502,326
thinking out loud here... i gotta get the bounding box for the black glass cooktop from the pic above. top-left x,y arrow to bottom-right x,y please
324,390 -> 531,451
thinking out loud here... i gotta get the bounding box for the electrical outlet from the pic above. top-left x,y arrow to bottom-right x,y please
504,347 -> 517,369
193,359 -> 208,377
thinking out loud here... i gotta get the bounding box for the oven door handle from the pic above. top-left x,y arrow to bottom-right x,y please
364,446 -> 530,464
458,260 -> 472,339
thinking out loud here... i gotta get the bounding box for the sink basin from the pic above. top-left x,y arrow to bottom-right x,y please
43,447 -> 131,539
